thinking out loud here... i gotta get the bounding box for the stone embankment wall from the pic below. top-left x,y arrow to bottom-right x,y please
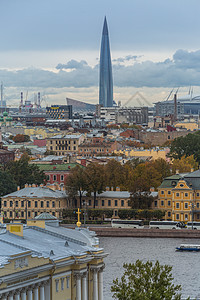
89,228 -> 200,238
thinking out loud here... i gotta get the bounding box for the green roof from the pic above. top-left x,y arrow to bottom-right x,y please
37,163 -> 83,171
159,174 -> 183,189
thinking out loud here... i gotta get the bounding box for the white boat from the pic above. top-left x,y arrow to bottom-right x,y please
176,244 -> 200,251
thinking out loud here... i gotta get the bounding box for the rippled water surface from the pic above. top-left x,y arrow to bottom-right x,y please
99,237 -> 200,299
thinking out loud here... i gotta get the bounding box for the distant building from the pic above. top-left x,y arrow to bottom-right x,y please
2,185 -> 67,220
66,98 -> 96,114
46,105 -> 72,120
46,134 -> 85,156
99,17 -> 113,107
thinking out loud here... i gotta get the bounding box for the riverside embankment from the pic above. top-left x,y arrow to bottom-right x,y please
88,227 -> 200,238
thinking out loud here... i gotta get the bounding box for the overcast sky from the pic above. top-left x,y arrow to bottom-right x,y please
2,0 -> 200,106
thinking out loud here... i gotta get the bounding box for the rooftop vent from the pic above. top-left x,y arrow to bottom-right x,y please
65,241 -> 69,247
50,250 -> 55,256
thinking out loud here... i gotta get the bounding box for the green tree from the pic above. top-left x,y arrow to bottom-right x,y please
169,132 -> 200,163
111,260 -> 187,300
85,163 -> 105,209
65,166 -> 87,209
105,159 -> 126,190
0,170 -> 17,197
5,153 -> 46,188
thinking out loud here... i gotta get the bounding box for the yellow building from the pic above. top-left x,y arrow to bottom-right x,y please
1,185 -> 67,220
115,148 -> 170,161
46,134 -> 85,156
175,120 -> 198,131
0,216 -> 107,299
156,170 -> 200,222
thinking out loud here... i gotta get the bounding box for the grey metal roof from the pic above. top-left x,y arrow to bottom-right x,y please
35,212 -> 58,220
0,225 -> 100,265
3,187 -> 66,198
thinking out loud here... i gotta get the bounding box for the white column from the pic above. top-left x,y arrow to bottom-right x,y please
21,291 -> 27,300
33,286 -> 39,300
40,286 -> 45,300
93,269 -> 98,300
76,274 -> 82,300
44,282 -> 50,300
27,289 -> 33,300
82,273 -> 87,300
14,294 -> 20,300
98,270 -> 103,300
8,295 -> 14,300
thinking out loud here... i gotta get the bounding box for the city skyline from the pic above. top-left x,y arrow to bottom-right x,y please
2,0 -> 200,106
99,17 -> 113,107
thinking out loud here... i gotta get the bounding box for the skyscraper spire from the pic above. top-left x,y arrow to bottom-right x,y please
99,17 -> 113,107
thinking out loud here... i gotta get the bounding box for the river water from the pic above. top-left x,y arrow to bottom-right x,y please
100,237 -> 200,299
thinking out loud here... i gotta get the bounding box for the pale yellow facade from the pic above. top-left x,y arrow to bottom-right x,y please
115,148 -> 169,161
175,121 -> 198,131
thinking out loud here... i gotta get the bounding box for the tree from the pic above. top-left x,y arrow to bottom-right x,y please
0,170 -> 17,197
172,155 -> 198,174
5,153 -> 46,188
111,260 -> 187,300
85,163 -> 105,209
65,166 -> 87,208
104,159 -> 126,190
12,134 -> 30,143
169,132 -> 200,163
153,158 -> 171,181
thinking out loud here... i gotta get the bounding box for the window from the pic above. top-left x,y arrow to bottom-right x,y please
185,193 -> 188,197
168,200 -> 171,206
168,191 -> 171,195
21,201 -> 24,207
168,211 -> 171,217
102,200 -> 104,207
56,280 -> 59,292
161,200 -> 164,206
21,211 -> 24,218
10,211 -> 12,218
74,146 -> 76,151
28,201 -> 31,208
185,214 -> 188,220
197,214 -> 200,220
52,201 -> 55,208
52,212 -> 55,216
161,191 -> 164,195
61,175 -> 64,181
197,193 -> 200,197
61,278 -> 64,291
3,201 -> 6,207
154,200 -> 157,207
47,201 -> 49,208
41,201 -> 44,208
176,214 -> 180,220
15,201 -> 18,207
47,175 -> 50,181
4,212 -> 7,217
35,212 -> 37,217
197,203 -> 199,208
176,203 -> 180,209
121,200 -> 124,207
28,211 -> 31,217
35,201 -> 38,208
89,200 -> 91,206
10,201 -> 13,207
114,210 -> 118,216
50,146 -> 53,150
108,200 -> 111,207
115,200 -> 118,207
53,175 -> 57,181
176,193 -> 180,197
66,276 -> 70,289
185,203 -> 188,209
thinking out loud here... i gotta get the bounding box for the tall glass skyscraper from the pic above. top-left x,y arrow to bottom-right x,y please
99,17 -> 113,107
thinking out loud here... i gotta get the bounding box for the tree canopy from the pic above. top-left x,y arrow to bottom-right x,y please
5,153 -> 46,188
111,260 -> 188,300
0,170 -> 17,197
169,132 -> 200,163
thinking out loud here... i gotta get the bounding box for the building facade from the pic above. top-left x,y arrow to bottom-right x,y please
0,219 -> 106,300
1,185 -> 67,220
46,134 -> 84,156
156,170 -> 200,222
99,17 -> 113,107
46,105 -> 73,120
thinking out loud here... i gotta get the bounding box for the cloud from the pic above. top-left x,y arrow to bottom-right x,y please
2,50 -> 200,91
113,55 -> 140,63
56,59 -> 88,70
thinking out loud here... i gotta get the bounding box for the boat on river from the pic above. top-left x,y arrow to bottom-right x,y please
176,244 -> 200,251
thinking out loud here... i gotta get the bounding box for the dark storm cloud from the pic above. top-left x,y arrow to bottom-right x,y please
2,50 -> 200,89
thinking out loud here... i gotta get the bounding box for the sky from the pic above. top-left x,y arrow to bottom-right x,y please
2,0 -> 200,107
